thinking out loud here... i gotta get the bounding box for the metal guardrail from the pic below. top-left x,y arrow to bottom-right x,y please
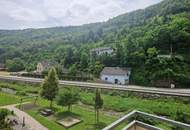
102,110 -> 190,130
0,75 -> 190,97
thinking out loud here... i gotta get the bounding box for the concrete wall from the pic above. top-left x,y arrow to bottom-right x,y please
129,125 -> 148,130
100,74 -> 129,85
96,49 -> 113,55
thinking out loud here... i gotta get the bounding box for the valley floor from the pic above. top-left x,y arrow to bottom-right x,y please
0,82 -> 190,130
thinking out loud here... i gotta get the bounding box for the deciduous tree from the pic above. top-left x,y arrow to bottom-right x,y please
57,88 -> 80,112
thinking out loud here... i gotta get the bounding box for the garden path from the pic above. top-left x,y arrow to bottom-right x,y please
0,104 -> 48,130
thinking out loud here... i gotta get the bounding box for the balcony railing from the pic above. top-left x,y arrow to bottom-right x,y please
102,110 -> 190,130
122,120 -> 163,130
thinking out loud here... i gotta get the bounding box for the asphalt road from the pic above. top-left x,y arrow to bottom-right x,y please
0,75 -> 190,97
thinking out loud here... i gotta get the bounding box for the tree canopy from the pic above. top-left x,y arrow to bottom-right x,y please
0,0 -> 190,87
56,88 -> 80,111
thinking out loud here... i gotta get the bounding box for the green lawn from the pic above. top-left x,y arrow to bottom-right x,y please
1,82 -> 190,129
0,92 -> 20,106
26,99 -> 117,130
80,92 -> 190,120
0,82 -> 40,95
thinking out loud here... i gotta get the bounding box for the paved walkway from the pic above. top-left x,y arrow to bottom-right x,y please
0,104 -> 48,130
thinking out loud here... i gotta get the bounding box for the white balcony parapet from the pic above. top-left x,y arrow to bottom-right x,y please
102,110 -> 190,130
121,120 -> 163,130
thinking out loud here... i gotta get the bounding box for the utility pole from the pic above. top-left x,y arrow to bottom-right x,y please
170,43 -> 173,57
22,116 -> 25,127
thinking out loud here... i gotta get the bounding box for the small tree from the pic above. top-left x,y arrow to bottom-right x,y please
0,109 -> 9,121
57,88 -> 80,112
94,88 -> 103,124
6,58 -> 25,72
0,109 -> 11,130
89,61 -> 104,77
41,67 -> 59,108
68,64 -> 77,76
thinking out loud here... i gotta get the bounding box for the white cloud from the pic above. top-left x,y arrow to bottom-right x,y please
10,7 -> 47,22
0,0 -> 163,29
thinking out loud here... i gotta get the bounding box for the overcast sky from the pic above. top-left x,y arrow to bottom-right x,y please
0,0 -> 162,29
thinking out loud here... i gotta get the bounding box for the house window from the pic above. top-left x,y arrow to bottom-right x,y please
105,77 -> 108,80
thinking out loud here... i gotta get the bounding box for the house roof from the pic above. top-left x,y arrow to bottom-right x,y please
101,67 -> 131,76
39,60 -> 58,68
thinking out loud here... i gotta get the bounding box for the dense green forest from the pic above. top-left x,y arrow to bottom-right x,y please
0,0 -> 190,87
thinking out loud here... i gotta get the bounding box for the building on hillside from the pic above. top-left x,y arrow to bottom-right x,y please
90,47 -> 114,56
0,63 -> 6,71
157,55 -> 172,58
36,60 -> 58,73
100,67 -> 131,85
158,54 -> 183,60
61,68 -> 69,74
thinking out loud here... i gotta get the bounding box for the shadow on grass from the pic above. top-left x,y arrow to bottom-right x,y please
19,103 -> 39,110
85,122 -> 107,130
37,106 -> 59,113
55,111 -> 81,120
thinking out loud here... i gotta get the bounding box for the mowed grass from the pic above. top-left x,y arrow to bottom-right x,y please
0,92 -> 20,106
26,99 -> 117,130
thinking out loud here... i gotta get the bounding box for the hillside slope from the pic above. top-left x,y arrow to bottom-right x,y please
0,0 -> 190,87
0,0 -> 189,46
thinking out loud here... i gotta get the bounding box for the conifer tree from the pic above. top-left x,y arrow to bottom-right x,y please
41,67 -> 59,108
94,88 -> 103,124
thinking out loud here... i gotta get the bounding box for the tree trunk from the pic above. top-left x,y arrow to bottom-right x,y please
97,109 -> 99,123
68,105 -> 71,112
170,43 -> 173,57
95,109 -> 97,124
34,96 -> 38,105
50,100 -> 53,108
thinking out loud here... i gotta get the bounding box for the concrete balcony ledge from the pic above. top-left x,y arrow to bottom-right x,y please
122,120 -> 163,130
102,110 -> 190,130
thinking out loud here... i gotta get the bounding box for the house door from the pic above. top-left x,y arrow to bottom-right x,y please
125,79 -> 129,84
114,79 -> 118,84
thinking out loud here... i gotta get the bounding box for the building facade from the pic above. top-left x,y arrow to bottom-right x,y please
0,63 -> 6,71
36,60 -> 57,73
91,47 -> 114,56
100,67 -> 131,85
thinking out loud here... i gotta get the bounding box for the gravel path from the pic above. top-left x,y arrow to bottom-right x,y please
0,104 -> 48,130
